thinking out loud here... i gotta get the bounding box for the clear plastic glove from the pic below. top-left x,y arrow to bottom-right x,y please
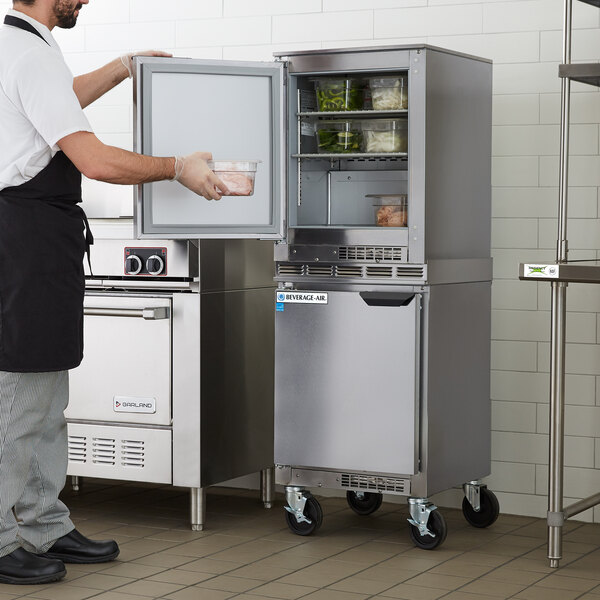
174,152 -> 229,201
120,50 -> 173,78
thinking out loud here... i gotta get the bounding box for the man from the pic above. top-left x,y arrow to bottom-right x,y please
0,0 -> 228,585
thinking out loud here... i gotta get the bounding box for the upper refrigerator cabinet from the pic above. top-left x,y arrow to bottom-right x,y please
134,57 -> 286,239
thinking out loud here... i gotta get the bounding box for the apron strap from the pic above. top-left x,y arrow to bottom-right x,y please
4,15 -> 50,46
77,206 -> 95,277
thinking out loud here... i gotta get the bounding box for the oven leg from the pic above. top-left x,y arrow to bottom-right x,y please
190,487 -> 205,531
261,467 -> 274,509
71,476 -> 81,492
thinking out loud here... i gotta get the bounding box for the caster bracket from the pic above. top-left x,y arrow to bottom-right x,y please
463,481 -> 483,513
407,498 -> 437,538
285,486 -> 312,525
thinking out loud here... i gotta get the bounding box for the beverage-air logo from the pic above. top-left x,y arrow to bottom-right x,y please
524,264 -> 558,279
113,396 -> 156,414
275,291 -> 328,304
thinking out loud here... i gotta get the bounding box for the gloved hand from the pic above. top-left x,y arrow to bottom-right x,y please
173,152 -> 229,200
120,50 -> 173,78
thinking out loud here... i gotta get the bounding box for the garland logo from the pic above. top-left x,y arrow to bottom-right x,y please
525,264 -> 558,279
113,396 -> 156,414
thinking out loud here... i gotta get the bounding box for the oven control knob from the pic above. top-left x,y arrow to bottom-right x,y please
146,255 -> 164,276
125,255 -> 142,275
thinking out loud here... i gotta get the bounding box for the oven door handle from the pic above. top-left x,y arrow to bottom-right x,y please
84,307 -> 170,320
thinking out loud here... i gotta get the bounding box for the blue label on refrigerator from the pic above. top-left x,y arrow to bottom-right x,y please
275,291 -> 328,304
276,302 -> 285,312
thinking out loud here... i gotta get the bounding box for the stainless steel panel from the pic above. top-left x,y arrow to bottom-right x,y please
67,423 -> 172,484
200,287 -> 274,487
275,290 -> 420,475
281,47 -> 411,73
134,57 -> 286,240
426,258 -> 493,285
68,294 -> 172,426
85,239 -> 197,279
199,240 -> 275,292
274,466 -> 411,495
171,292 -> 201,488
422,282 -> 491,494
276,44 -> 491,66
423,50 -> 492,261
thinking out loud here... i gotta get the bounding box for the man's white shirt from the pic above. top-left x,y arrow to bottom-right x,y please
0,9 -> 92,191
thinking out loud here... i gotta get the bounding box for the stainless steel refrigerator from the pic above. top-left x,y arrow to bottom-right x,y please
270,45 -> 497,549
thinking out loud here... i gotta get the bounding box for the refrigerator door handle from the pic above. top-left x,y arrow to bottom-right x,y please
359,292 -> 415,307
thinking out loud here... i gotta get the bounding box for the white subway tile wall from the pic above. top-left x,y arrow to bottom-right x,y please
2,0 -> 600,520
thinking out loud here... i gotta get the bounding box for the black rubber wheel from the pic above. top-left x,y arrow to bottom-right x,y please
462,487 -> 500,528
346,491 -> 383,516
408,510 -> 448,550
285,495 -> 323,536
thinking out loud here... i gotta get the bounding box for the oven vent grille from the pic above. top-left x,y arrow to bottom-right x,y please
338,246 -> 403,262
397,266 -> 424,278
92,438 -> 116,465
68,436 -> 87,463
306,265 -> 334,277
366,266 -> 393,278
121,440 -> 145,468
341,473 -> 410,494
278,263 -> 304,276
335,266 -> 363,278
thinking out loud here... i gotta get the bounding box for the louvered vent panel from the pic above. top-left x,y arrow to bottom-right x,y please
277,263 -> 304,276
92,438 -> 116,465
335,266 -> 363,278
121,440 -> 145,468
68,436 -> 87,463
341,473 -> 410,494
306,265 -> 334,277
396,266 -> 424,278
366,266 -> 393,278
338,246 -> 403,262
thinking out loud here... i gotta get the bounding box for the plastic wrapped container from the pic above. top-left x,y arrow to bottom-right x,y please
315,120 -> 362,153
368,194 -> 408,227
312,77 -> 364,112
207,160 -> 259,196
369,76 -> 408,110
362,119 -> 407,153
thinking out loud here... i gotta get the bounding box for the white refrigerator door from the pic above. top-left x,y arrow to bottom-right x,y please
134,57 -> 285,239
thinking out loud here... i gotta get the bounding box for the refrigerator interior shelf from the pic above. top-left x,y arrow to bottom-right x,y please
298,110 -> 408,117
558,63 -> 600,87
293,152 -> 408,159
519,260 -> 600,284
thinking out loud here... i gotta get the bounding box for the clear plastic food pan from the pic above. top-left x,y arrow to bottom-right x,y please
207,160 -> 260,196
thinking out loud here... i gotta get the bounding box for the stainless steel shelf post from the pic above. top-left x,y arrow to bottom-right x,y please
519,0 -> 600,568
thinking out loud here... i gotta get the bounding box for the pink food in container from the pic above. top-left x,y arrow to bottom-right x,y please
208,160 -> 260,196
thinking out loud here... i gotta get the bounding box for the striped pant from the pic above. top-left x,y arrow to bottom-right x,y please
0,371 -> 74,556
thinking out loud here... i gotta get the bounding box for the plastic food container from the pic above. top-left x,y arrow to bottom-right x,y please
315,120 -> 362,153
368,194 -> 408,227
312,77 -> 364,112
361,119 -> 407,153
369,76 -> 408,110
207,160 -> 259,196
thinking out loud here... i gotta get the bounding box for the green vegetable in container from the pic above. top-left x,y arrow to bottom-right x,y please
314,79 -> 364,111
317,128 -> 362,153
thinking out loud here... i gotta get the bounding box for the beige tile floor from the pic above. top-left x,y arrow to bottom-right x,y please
2,479 -> 600,599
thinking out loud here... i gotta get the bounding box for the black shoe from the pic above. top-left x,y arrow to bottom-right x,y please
0,548 -> 65,584
41,529 -> 119,564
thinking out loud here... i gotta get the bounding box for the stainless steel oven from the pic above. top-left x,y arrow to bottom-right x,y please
66,238 -> 275,530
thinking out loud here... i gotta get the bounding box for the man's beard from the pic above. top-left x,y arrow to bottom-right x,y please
53,0 -> 82,29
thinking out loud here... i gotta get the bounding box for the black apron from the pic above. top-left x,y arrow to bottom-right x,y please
0,16 -> 93,372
